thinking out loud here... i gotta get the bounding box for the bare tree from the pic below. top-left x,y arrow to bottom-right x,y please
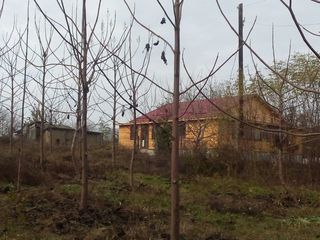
252,58 -> 292,186
120,31 -> 153,188
123,0 -> 183,236
95,28 -> 132,167
34,0 -> 125,209
111,58 -> 120,167
0,38 -> 20,155
17,0 -> 30,192
121,0 -> 225,237
97,54 -> 124,167
32,19 -> 55,170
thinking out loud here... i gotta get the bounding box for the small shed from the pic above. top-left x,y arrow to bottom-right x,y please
19,121 -> 103,146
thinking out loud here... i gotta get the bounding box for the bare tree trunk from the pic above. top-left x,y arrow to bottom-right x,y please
49,109 -> 53,153
130,90 -> 137,188
238,3 -> 244,151
278,100 -> 286,187
278,146 -> 284,182
71,127 -> 80,176
112,106 -> 116,166
71,83 -> 81,177
308,157 -> 313,185
80,0 -> 88,210
171,1 -> 181,239
80,87 -> 88,210
112,62 -> 117,167
17,0 -> 30,192
40,63 -> 45,170
10,73 -> 14,155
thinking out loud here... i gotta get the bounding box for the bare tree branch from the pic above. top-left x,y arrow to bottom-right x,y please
122,0 -> 174,53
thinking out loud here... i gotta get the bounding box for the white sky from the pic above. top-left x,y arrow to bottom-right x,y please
0,0 -> 319,127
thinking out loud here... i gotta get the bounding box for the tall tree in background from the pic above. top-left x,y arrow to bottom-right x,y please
251,52 -> 320,185
252,62 -> 291,187
17,0 -> 30,192
216,0 -> 320,186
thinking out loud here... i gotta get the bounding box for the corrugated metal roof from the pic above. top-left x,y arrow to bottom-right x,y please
130,95 -> 279,124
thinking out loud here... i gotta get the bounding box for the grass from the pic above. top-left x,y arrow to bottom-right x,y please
1,146 -> 320,239
59,183 -> 81,195
1,170 -> 320,239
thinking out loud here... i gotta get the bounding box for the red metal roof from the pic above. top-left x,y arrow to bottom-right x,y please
134,95 -> 245,123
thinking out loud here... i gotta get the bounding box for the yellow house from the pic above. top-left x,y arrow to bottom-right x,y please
119,95 -> 302,160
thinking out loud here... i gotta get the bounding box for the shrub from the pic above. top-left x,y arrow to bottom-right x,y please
154,122 -> 172,153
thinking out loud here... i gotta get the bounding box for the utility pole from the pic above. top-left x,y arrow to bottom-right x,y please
238,3 -> 244,147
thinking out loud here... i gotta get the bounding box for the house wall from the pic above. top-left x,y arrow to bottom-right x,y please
44,129 -> 74,146
183,119 -> 219,150
120,120 -> 220,151
44,129 -> 103,147
147,125 -> 156,149
183,118 -> 277,154
288,131 -> 304,158
119,124 -> 156,150
27,125 -> 40,141
119,119 -> 303,160
119,125 -> 132,149
118,97 -> 303,159
87,133 -> 103,146
223,97 -> 280,125
43,131 -> 51,145
217,118 -> 279,155
244,98 -> 280,125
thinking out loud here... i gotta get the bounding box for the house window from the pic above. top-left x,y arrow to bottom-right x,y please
261,131 -> 272,142
271,116 -> 275,124
243,126 -> 253,140
295,155 -> 302,163
56,138 -> 60,145
231,125 -> 237,138
258,152 -> 271,161
152,124 -> 157,139
130,125 -> 137,140
178,122 -> 186,138
254,129 -> 261,140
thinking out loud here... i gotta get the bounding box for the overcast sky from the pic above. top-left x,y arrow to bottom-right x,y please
0,0 -> 319,125
2,0 -> 319,77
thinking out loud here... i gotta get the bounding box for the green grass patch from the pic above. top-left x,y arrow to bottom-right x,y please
135,174 -> 170,190
2,166 -> 320,239
59,183 -> 81,194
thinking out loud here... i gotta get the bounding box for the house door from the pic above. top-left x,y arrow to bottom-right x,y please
140,125 -> 149,149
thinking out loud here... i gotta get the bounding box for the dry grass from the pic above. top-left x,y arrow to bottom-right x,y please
1,141 -> 320,239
